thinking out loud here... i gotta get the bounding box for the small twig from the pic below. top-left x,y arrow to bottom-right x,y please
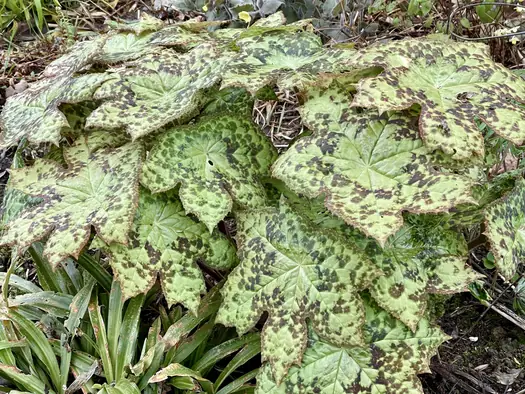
432,364 -> 483,394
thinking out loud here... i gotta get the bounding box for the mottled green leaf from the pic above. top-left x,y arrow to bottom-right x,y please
256,297 -> 448,394
368,215 -> 479,330
86,44 -> 228,139
201,87 -> 254,117
44,39 -> 105,77
141,115 -> 277,231
485,178 -> 525,280
351,37 -> 525,160
216,199 -> 382,383
97,189 -> 237,313
105,14 -> 164,34
273,81 -> 475,245
0,74 -> 114,148
0,132 -> 142,268
270,180 -> 478,329
221,30 -> 355,94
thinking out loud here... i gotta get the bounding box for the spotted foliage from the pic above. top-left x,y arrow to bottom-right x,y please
368,216 -> 479,330
0,74 -> 114,148
85,44 -> 228,139
351,37 -> 525,160
97,189 -> 237,313
272,81 -> 475,245
44,18 -> 212,76
256,297 -> 448,394
221,30 -> 354,94
216,199 -> 382,383
0,133 -> 142,268
141,115 -> 277,231
485,178 -> 525,280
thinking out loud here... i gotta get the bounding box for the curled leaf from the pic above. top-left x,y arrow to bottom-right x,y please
86,44 -> 228,139
485,178 -> 525,280
256,296 -> 449,394
0,74 -> 114,148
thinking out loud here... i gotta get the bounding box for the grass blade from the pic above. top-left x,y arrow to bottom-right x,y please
10,291 -> 73,318
0,272 -> 42,294
65,277 -> 96,334
192,333 -> 260,374
168,320 -> 214,365
214,340 -> 261,389
107,281 -> 123,375
0,339 -> 27,350
0,363 -> 45,394
8,309 -> 62,393
88,291 -> 114,384
215,369 -> 258,394
115,295 -> 144,381
76,253 -> 112,292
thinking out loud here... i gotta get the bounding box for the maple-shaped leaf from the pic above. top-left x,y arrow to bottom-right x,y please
216,199 -> 382,383
97,189 -> 237,313
0,74 -> 114,148
221,30 -> 355,94
0,133 -> 143,267
141,115 -> 277,231
256,296 -> 448,394
351,37 -> 525,160
368,215 -> 479,330
485,178 -> 525,280
272,80 -> 475,245
267,179 -> 478,329
86,44 -> 228,139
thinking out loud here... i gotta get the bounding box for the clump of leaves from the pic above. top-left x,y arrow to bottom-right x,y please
2,11 -> 525,394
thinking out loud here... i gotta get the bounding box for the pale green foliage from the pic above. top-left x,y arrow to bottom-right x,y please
273,80 -> 475,245
97,189 -> 237,313
86,44 -> 228,139
141,115 -> 277,231
485,178 -> 525,280
1,13 -> 520,393
256,297 -> 448,394
351,37 -> 525,160
222,30 -> 354,94
217,198 -> 382,383
0,74 -> 114,147
0,132 -> 142,267
368,216 -> 479,330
